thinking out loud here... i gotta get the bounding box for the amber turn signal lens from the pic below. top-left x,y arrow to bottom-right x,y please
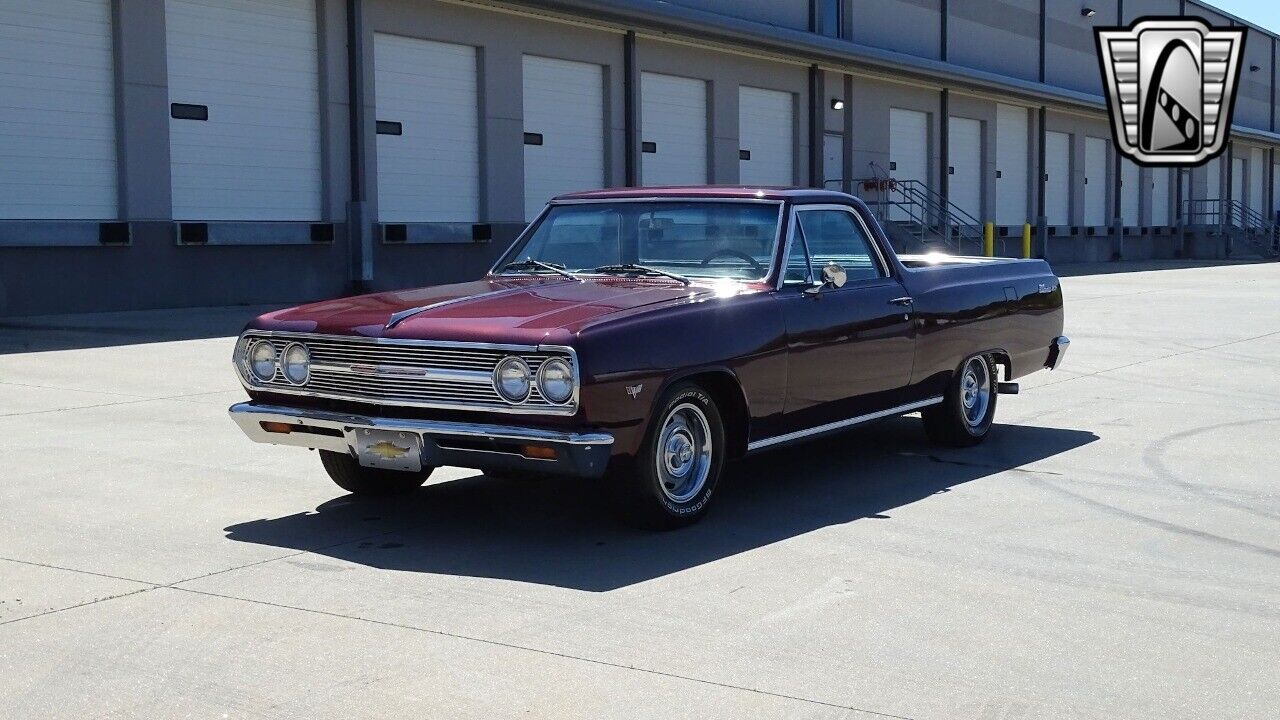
520,445 -> 556,460
260,421 -> 294,434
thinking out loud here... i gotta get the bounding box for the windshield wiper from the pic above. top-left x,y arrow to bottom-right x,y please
593,263 -> 692,286
500,259 -> 581,281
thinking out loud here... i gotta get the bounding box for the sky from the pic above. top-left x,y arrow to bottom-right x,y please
1207,0 -> 1278,32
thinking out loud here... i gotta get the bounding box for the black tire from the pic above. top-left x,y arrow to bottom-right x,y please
319,450 -> 434,496
610,381 -> 726,529
922,354 -> 998,447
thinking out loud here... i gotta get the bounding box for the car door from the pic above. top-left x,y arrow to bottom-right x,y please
776,204 -> 916,435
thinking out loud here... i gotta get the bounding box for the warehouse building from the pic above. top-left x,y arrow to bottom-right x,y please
0,0 -> 1277,316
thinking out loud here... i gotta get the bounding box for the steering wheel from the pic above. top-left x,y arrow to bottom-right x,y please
699,248 -> 764,274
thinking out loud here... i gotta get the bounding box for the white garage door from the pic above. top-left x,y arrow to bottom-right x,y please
166,0 -> 322,221
1120,159 -> 1139,227
641,72 -> 707,186
738,87 -> 793,187
1231,156 -> 1244,205
0,0 -> 117,219
522,55 -> 603,221
374,35 -> 478,223
823,132 -> 844,189
1083,136 -> 1109,227
1045,131 -> 1070,226
948,117 -> 981,221
1150,167 -> 1170,226
1249,147 -> 1265,220
1274,163 -> 1280,215
995,104 -> 1028,226
889,108 -> 928,220
1202,157 -> 1221,223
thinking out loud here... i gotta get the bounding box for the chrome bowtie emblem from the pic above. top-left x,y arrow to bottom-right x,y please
626,384 -> 644,399
349,363 -> 428,377
1095,17 -> 1245,166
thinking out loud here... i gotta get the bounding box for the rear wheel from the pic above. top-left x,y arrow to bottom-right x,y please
922,354 -> 997,447
611,382 -> 725,529
319,450 -> 434,496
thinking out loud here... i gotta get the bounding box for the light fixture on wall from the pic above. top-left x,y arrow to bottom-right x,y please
1081,7 -> 1096,17
1250,64 -> 1261,72
831,98 -> 845,110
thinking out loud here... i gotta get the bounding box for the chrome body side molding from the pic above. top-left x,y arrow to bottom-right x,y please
746,397 -> 945,452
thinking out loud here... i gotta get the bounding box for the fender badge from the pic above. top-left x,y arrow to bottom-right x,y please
626,384 -> 644,399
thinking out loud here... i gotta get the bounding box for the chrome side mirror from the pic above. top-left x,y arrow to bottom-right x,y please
804,263 -> 847,296
822,263 -> 847,289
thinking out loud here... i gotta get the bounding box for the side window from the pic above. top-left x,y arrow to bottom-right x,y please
795,209 -> 885,282
783,225 -> 812,284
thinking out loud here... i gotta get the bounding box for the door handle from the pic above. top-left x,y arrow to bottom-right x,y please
888,296 -> 914,306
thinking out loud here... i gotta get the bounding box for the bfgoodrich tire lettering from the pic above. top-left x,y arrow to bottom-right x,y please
612,381 -> 726,529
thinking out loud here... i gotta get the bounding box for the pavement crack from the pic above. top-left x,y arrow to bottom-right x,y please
168,586 -> 915,720
0,587 -> 156,628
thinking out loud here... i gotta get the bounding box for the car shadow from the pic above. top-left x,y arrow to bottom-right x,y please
224,417 -> 1097,592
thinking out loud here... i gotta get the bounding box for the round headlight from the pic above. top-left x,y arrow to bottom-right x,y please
537,357 -> 574,404
281,343 -> 310,385
248,341 -> 277,382
493,356 -> 532,402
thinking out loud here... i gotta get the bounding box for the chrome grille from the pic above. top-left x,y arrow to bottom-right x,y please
237,332 -> 576,414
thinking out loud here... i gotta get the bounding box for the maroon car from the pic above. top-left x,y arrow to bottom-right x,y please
229,187 -> 1068,527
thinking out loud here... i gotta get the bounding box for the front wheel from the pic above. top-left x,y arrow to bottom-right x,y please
611,382 -> 726,529
319,450 -> 434,496
922,354 -> 998,447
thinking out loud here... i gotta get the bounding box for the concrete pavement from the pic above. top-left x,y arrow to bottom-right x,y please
2,261 -> 1278,719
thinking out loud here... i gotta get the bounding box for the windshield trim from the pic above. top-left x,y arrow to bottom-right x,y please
488,198 -> 787,282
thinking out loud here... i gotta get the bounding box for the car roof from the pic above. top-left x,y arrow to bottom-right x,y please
552,186 -> 858,203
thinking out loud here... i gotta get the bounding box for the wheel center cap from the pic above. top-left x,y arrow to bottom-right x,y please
665,432 -> 695,477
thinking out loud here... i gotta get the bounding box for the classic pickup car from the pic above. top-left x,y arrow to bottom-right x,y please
230,187 -> 1067,527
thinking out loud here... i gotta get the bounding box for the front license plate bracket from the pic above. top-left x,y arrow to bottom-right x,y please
348,428 -> 424,472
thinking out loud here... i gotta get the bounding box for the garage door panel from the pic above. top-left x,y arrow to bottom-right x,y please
1045,131 -> 1070,226
523,55 -> 604,220
1120,160 -> 1138,227
0,0 -> 116,219
1084,136 -> 1108,226
948,116 -> 981,220
1249,147 -> 1264,214
167,0 -> 322,221
642,72 -> 707,186
739,86 -> 793,186
889,108 -> 928,221
995,104 -> 1028,226
374,34 -> 479,224
1151,167 -> 1170,226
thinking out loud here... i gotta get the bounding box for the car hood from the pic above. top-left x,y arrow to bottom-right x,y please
251,275 -> 758,345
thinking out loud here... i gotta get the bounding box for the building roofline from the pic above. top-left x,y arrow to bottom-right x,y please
490,0 -> 1280,146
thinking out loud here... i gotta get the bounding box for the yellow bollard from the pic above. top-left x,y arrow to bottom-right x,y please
983,222 -> 994,257
1022,223 -> 1032,259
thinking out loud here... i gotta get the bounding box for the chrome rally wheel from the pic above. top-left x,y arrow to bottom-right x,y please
655,402 -> 714,504
959,356 -> 992,428
610,381 -> 726,529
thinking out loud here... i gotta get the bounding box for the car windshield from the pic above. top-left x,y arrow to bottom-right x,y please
497,201 -> 782,281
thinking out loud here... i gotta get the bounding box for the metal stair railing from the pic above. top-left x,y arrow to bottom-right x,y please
1182,199 -> 1279,258
854,166 -> 983,254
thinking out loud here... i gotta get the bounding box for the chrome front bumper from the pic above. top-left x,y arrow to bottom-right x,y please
1046,335 -> 1071,370
228,402 -> 614,478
